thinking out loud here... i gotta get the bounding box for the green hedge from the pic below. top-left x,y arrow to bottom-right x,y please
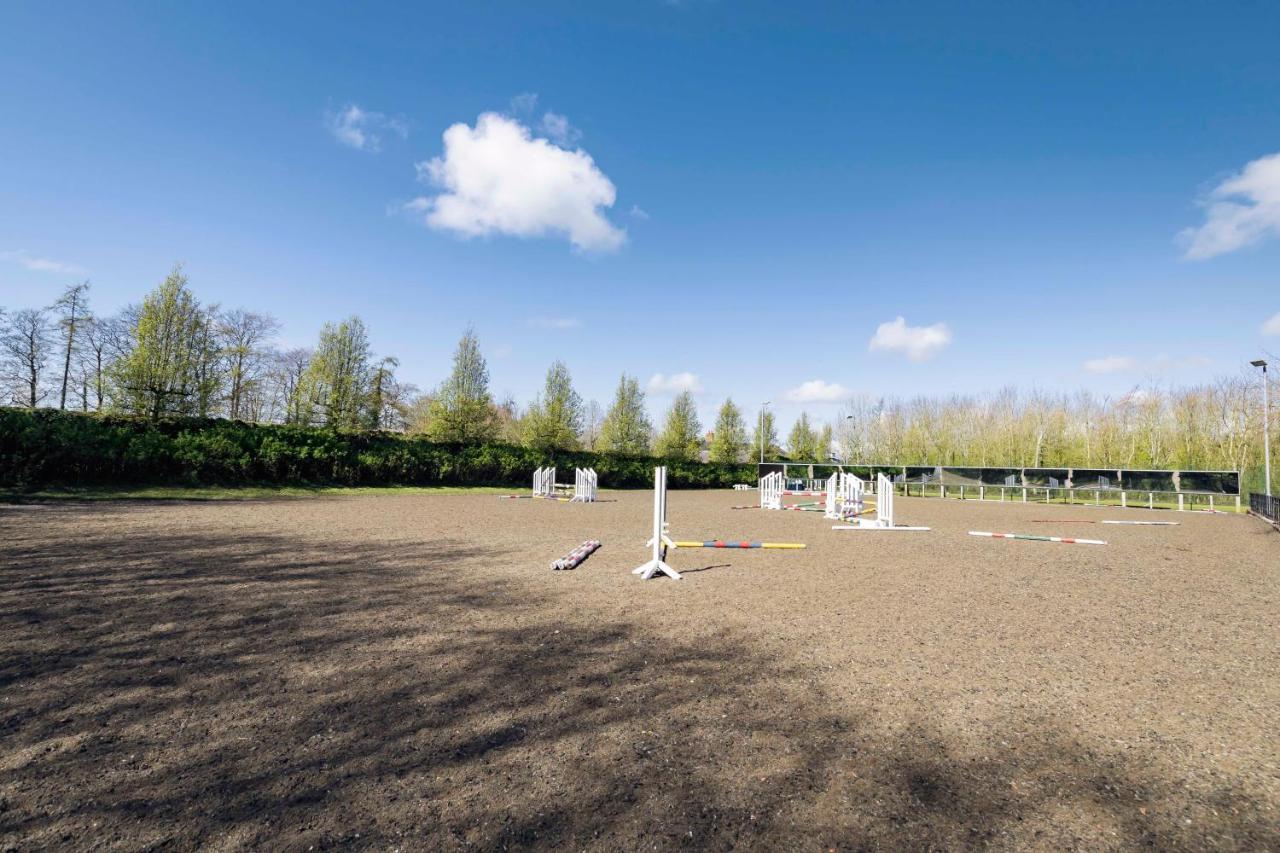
0,408 -> 757,489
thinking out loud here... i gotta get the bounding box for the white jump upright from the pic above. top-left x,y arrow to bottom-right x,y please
633,466 -> 681,580
759,471 -> 784,510
833,473 -> 930,531
572,467 -> 598,503
824,472 -> 865,520
533,466 -> 555,498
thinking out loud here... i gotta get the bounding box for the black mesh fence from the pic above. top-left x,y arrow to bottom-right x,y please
1251,493 -> 1279,522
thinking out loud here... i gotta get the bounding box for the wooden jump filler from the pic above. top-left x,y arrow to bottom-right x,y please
635,466 -> 805,581
832,474 -> 929,531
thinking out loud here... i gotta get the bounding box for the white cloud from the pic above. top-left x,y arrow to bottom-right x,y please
1084,355 -> 1211,375
1180,151 -> 1280,260
647,372 -> 703,394
629,204 -> 650,220
1083,356 -> 1140,374
407,112 -> 625,253
539,112 -> 582,147
867,316 -> 952,362
325,103 -> 408,152
1263,312 -> 1280,336
785,379 -> 852,404
0,250 -> 85,275
527,316 -> 580,329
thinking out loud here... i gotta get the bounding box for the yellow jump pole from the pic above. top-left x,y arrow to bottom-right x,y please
670,540 -> 807,549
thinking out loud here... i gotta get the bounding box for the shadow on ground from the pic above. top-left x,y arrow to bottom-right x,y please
0,508 -> 1272,850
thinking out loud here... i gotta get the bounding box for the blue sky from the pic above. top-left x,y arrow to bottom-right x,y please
2,1 -> 1278,430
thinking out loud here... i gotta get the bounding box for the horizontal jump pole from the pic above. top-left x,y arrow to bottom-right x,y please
671,540 -> 806,549
499,495 -> 535,499
970,531 -> 1106,545
1100,520 -> 1179,526
831,525 -> 929,531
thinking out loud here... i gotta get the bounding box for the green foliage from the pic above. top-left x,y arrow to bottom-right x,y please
708,398 -> 748,464
787,412 -> 821,461
522,361 -> 582,451
425,328 -> 498,443
598,374 -> 652,454
0,408 -> 757,489
750,407 -> 781,461
654,391 -> 702,460
302,316 -> 372,430
110,266 -> 217,419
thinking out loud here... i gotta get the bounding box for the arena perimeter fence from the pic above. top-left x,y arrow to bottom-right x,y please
760,463 -> 1245,513
1251,493 -> 1279,523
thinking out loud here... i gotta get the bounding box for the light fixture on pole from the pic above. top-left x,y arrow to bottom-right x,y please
759,401 -> 771,464
1251,359 -> 1271,497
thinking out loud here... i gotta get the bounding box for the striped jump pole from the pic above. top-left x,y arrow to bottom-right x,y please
969,531 -> 1106,545
1100,520 -> 1179,526
551,539 -> 602,570
499,495 -> 535,499
670,540 -> 806,549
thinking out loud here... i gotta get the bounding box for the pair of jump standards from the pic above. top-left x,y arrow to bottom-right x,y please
532,466 -> 598,503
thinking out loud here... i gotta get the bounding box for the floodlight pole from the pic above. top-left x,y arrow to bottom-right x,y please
1253,360 -> 1271,497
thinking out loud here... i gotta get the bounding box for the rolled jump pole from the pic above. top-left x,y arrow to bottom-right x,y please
969,531 -> 1106,545
671,540 -> 806,549
552,539 -> 602,570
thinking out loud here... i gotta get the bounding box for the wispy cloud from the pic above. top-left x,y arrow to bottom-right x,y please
406,111 -> 625,253
509,92 -> 539,115
538,112 -> 582,147
867,316 -> 952,362
647,372 -> 703,394
325,103 -> 408,152
628,205 -> 650,220
1084,355 -> 1211,375
527,316 -> 580,330
1263,312 -> 1280,336
785,379 -> 851,404
1179,151 -> 1280,260
0,250 -> 86,275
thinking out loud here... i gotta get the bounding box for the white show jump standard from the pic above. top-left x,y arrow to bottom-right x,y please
531,466 -> 598,502
759,471 -> 784,510
832,473 -> 930,531
634,466 -> 681,580
969,531 -> 1107,545
824,471 -> 866,521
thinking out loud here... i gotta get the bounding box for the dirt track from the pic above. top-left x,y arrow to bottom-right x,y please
1,490 -> 1277,850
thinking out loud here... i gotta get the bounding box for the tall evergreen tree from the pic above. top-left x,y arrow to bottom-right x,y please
523,360 -> 583,451
598,373 -> 652,454
303,316 -> 372,430
750,407 -> 780,461
708,398 -> 748,463
787,412 -> 821,460
655,391 -> 703,460
425,327 -> 498,443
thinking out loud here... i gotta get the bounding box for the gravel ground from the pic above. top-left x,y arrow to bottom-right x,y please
1,490 -> 1277,851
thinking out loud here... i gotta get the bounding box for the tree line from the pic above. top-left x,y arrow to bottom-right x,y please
1,266 -> 1275,490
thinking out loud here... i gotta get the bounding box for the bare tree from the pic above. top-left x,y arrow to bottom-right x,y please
218,309 -> 280,420
1,308 -> 54,408
52,281 -> 91,410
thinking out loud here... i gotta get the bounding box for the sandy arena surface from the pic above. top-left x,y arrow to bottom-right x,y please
1,490 -> 1278,851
